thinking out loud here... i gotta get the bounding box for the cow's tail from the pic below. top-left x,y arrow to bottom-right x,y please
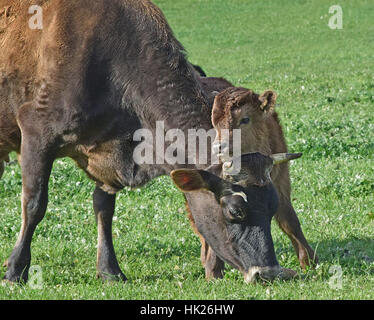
0,155 -> 10,180
0,161 -> 4,180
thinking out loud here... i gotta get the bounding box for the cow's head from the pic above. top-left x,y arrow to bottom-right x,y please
212,87 -> 277,160
171,152 -> 301,283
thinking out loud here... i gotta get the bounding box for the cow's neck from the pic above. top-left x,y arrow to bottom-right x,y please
127,63 -> 214,170
137,72 -> 212,132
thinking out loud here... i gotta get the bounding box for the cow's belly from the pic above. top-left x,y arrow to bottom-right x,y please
71,139 -> 166,194
0,103 -> 21,158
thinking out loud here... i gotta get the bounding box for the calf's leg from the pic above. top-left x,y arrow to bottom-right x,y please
186,202 -> 224,279
93,186 -> 126,282
275,196 -> 318,269
3,137 -> 53,283
203,245 -> 225,279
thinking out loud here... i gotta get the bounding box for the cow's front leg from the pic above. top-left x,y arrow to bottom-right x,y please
4,138 -> 53,283
93,186 -> 127,282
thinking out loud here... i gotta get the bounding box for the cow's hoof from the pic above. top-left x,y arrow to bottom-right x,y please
97,271 -> 127,283
205,269 -> 224,280
1,278 -> 25,288
2,274 -> 27,285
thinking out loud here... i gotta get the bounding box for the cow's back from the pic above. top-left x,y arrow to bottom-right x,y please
0,0 -> 108,154
0,0 -> 183,152
1,0 -> 206,190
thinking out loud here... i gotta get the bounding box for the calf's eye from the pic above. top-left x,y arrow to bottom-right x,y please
240,117 -> 250,125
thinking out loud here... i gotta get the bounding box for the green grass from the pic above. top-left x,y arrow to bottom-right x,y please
1,0 -> 374,300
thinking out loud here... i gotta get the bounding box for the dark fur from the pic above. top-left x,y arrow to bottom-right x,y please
192,64 -> 207,77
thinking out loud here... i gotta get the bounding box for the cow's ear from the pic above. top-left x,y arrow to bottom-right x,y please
259,90 -> 277,115
171,169 -> 210,192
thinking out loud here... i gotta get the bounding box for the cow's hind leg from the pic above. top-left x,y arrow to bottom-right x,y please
3,133 -> 54,283
275,196 -> 318,269
93,186 -> 127,282
0,154 -> 10,179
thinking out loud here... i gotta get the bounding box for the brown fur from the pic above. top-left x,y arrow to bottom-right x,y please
0,0 -> 214,283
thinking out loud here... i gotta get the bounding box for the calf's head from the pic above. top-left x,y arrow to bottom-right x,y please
171,152 -> 301,283
212,87 -> 277,160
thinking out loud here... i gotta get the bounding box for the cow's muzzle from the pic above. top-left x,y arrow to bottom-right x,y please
244,266 -> 298,283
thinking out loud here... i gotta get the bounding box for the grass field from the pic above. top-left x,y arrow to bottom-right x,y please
1,0 -> 373,300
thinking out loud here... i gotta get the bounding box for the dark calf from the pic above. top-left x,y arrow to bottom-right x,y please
171,152 -> 300,283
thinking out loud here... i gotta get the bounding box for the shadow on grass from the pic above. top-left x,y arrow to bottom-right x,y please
312,237 -> 374,271
126,235 -> 374,281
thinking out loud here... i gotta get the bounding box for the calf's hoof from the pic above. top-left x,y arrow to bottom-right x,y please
299,249 -> 319,270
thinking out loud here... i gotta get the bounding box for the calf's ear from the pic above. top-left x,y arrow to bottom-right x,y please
171,169 -> 209,192
212,95 -> 225,127
259,90 -> 277,115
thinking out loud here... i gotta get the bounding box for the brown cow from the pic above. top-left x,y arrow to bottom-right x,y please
211,87 -> 318,269
0,0 -> 311,284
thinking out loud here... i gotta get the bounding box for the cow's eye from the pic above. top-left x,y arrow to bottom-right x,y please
229,207 -> 244,219
240,117 -> 250,125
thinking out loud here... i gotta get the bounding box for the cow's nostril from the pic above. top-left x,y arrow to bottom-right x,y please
244,267 -> 262,283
